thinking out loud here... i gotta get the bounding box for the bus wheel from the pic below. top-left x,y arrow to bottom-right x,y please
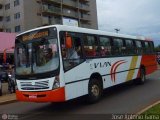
88,78 -> 103,103
135,68 -> 146,85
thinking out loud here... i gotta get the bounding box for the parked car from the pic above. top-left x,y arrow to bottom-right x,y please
0,79 -> 2,96
157,52 -> 160,64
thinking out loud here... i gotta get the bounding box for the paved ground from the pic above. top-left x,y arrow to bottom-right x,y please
0,69 -> 159,120
0,83 -> 16,105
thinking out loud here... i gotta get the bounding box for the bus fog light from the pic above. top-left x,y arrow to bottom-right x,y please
53,76 -> 60,89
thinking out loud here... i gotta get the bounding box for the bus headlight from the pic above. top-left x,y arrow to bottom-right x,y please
52,76 -> 60,89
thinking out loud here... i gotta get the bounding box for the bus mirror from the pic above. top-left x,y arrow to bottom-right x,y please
66,36 -> 72,49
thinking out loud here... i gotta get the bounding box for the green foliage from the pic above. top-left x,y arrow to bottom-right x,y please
155,45 -> 160,51
143,104 -> 160,114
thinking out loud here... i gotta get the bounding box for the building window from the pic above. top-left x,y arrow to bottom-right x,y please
15,25 -> 21,32
6,16 -> 10,22
5,3 -> 10,10
14,12 -> 20,19
14,0 -> 20,6
6,28 -> 11,33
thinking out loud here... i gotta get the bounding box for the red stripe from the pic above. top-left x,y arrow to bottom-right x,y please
110,60 -> 125,81
113,61 -> 126,82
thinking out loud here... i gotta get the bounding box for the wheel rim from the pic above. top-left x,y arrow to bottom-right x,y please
91,85 -> 100,97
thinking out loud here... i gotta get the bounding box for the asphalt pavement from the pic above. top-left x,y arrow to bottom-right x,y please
0,69 -> 160,120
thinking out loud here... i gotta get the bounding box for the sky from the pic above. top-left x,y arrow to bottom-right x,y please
97,0 -> 160,46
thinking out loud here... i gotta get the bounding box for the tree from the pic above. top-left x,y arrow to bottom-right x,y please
155,45 -> 160,52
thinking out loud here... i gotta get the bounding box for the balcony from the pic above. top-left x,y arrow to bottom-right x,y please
79,0 -> 89,3
80,14 -> 90,20
80,16 -> 90,23
79,3 -> 89,12
49,18 -> 62,25
62,9 -> 79,19
41,0 -> 61,6
42,5 -> 62,17
80,23 -> 90,28
62,0 -> 78,10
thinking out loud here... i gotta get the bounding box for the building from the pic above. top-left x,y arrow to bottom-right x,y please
0,32 -> 16,64
0,0 -> 98,33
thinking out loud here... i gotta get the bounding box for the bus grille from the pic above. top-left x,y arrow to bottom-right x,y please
20,81 -> 50,90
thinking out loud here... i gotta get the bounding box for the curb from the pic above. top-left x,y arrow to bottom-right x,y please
136,100 -> 160,114
0,99 -> 17,105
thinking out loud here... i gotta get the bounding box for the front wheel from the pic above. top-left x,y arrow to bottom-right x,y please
87,78 -> 103,103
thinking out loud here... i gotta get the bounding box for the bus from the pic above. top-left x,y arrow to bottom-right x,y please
15,25 -> 157,103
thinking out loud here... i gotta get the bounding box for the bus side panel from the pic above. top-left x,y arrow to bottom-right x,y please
64,56 -> 142,100
64,62 -> 90,100
103,56 -> 142,89
65,81 -> 89,100
140,55 -> 157,75
126,56 -> 142,80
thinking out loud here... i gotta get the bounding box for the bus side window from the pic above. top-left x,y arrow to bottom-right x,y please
73,37 -> 83,58
112,38 -> 124,56
144,41 -> 150,54
125,39 -> 135,55
135,41 -> 142,54
84,35 -> 98,58
141,41 -> 145,54
149,41 -> 155,54
99,36 -> 111,56
60,34 -> 67,58
60,32 -> 84,71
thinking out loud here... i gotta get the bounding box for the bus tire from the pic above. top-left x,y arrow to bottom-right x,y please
87,78 -> 103,103
135,68 -> 146,85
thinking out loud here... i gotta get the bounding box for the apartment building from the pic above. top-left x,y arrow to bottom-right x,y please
0,0 -> 98,33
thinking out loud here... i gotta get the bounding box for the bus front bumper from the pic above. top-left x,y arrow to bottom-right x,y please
16,87 -> 65,102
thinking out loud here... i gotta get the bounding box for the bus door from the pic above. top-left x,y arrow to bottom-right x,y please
60,31 -> 87,99
60,32 -> 85,81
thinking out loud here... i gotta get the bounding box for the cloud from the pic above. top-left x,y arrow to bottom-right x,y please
97,0 -> 160,45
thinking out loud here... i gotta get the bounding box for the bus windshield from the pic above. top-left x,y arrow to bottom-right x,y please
15,28 -> 59,76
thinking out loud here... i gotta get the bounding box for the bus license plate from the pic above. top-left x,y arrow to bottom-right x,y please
29,95 -> 37,99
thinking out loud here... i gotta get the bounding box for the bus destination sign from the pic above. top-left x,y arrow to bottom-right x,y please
22,30 -> 49,41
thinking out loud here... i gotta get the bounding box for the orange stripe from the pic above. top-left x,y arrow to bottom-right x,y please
126,56 -> 138,81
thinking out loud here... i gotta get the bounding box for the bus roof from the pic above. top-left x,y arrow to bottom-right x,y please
17,25 -> 146,41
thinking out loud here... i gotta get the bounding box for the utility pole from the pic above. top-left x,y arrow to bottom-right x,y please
115,28 -> 120,33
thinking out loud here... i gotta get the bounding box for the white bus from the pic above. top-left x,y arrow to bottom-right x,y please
15,25 -> 157,103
